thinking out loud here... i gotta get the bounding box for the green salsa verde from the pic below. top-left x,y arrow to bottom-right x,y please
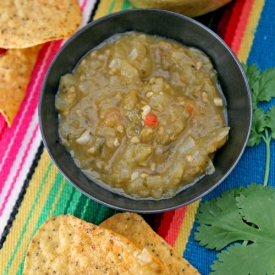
55,31 -> 229,199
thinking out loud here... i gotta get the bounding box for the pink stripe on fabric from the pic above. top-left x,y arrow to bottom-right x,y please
0,41 -> 62,195
0,124 -> 39,216
163,206 -> 188,247
0,0 -> 92,207
81,0 -> 89,10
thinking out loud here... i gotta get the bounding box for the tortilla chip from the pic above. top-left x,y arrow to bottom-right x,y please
100,212 -> 201,275
0,0 -> 82,49
23,214 -> 164,275
0,46 -> 41,126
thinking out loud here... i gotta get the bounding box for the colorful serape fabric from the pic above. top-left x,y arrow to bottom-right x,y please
1,0 -> 275,274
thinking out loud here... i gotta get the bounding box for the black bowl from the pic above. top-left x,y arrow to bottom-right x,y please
39,9 -> 252,213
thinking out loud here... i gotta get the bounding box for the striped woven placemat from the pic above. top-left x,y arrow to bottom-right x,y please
1,0 -> 275,274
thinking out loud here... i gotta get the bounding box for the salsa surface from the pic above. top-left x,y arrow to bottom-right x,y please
55,31 -> 229,199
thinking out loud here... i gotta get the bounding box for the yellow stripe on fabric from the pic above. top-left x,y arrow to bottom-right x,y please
238,0 -> 265,63
0,150 -> 57,275
174,200 -> 200,256
109,0 -> 125,13
94,0 -> 133,20
94,0 -> 120,19
16,172 -> 67,274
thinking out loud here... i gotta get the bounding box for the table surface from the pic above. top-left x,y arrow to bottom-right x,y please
1,0 -> 275,274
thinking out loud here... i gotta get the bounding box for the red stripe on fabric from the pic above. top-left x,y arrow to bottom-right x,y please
0,41 -> 62,195
163,206 -> 188,246
0,124 -> 39,216
156,210 -> 175,239
0,118 -> 7,142
217,0 -> 247,45
215,3 -> 234,38
157,206 -> 188,246
230,0 -> 254,55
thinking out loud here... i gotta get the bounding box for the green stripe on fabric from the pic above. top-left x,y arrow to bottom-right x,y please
79,198 -> 91,220
122,0 -> 132,10
69,192 -> 89,218
78,198 -> 118,224
52,177 -> 77,216
68,191 -> 106,223
206,14 -> 215,29
51,174 -> 118,224
3,162 -> 54,275
89,204 -> 119,224
7,165 -> 117,274
34,172 -> 67,231
16,171 -> 67,274
64,186 -> 83,214
108,0 -> 117,14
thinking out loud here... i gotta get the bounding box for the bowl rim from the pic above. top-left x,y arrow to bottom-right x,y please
39,8 -> 252,213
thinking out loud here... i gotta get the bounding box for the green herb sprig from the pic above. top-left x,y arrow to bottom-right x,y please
243,64 -> 275,186
194,64 -> 275,275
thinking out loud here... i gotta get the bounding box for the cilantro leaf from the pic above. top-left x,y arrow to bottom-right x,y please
196,184 -> 275,274
247,108 -> 267,146
236,184 -> 275,234
258,67 -> 275,102
242,64 -> 275,107
242,63 -> 260,107
266,106 -> 275,139
194,189 -> 253,250
211,242 -> 275,275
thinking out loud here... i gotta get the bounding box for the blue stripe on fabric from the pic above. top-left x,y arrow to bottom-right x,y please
184,1 -> 275,274
247,0 -> 275,71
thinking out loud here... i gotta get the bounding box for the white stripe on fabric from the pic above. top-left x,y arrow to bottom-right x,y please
0,0 -> 97,237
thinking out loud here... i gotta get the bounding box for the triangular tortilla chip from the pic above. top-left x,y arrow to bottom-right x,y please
0,0 -> 82,49
101,212 -> 201,275
23,214 -> 164,275
0,46 -> 41,126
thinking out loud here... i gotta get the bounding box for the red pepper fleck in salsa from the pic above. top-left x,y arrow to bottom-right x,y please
186,105 -> 194,114
144,113 -> 159,126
